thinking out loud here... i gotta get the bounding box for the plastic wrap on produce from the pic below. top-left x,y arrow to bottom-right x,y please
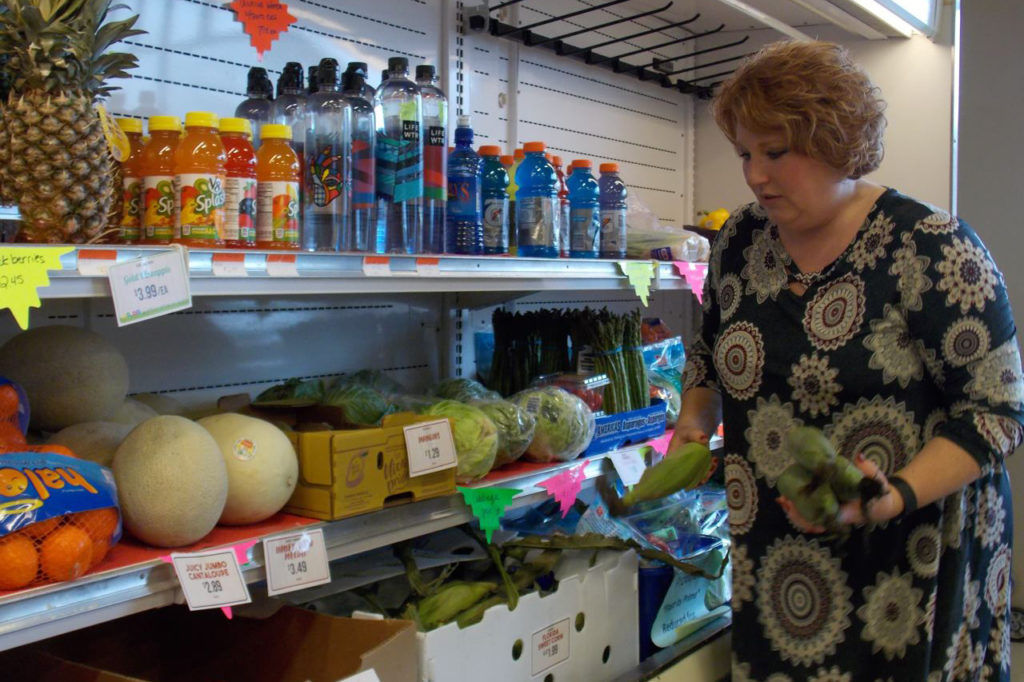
510,386 -> 595,463
625,194 -> 710,262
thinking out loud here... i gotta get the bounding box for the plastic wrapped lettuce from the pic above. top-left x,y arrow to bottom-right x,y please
511,386 -> 595,463
320,383 -> 394,427
337,369 -> 407,395
471,398 -> 536,468
422,399 -> 498,482
253,377 -> 324,407
431,377 -> 500,403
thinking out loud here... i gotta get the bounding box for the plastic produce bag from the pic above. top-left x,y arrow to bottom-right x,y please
431,377 -> 501,403
421,400 -> 499,483
642,337 -> 685,427
511,386 -> 595,463
320,382 -> 394,427
469,398 -> 536,468
625,194 -> 710,262
336,369 -> 407,395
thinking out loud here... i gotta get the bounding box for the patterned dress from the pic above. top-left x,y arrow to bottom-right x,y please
683,188 -> 1024,681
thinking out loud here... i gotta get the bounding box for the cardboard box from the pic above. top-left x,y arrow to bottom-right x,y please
10,604 -> 418,682
419,550 -> 639,682
285,413 -> 457,521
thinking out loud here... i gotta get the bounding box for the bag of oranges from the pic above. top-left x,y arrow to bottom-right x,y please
0,451 -> 122,591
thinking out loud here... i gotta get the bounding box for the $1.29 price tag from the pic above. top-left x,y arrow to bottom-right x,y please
262,528 -> 331,596
108,247 -> 191,326
403,418 -> 458,477
170,547 -> 251,611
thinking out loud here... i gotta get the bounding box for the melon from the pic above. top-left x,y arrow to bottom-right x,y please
48,421 -> 133,466
197,413 -> 299,525
109,398 -> 159,426
132,393 -> 186,415
0,325 -> 129,431
113,415 -> 228,548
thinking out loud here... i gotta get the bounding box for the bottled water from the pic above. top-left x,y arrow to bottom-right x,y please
235,66 -> 274,148
416,64 -> 447,254
374,57 -> 422,254
445,116 -> 482,254
343,71 -> 375,252
303,58 -> 351,251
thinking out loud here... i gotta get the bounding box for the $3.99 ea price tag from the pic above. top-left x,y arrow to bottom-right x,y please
108,247 -> 192,326
402,419 -> 458,477
170,547 -> 251,611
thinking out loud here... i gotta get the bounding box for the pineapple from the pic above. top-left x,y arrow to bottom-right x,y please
0,0 -> 141,243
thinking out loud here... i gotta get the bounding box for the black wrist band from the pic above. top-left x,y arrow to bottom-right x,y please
889,475 -> 918,516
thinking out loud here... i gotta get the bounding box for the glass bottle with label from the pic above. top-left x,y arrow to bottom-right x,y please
139,115 -> 181,245
256,124 -> 301,250
174,111 -> 227,248
219,117 -> 258,248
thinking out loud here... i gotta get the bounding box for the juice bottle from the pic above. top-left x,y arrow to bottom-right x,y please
139,115 -> 181,245
175,111 -> 227,247
219,117 -> 257,248
117,118 -> 144,244
256,124 -> 301,250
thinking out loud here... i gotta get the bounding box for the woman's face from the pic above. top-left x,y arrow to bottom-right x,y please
733,124 -> 850,233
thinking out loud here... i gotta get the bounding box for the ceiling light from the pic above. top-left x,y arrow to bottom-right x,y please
847,0 -> 919,37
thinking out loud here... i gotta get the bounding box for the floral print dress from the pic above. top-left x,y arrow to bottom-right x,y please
683,188 -> 1024,681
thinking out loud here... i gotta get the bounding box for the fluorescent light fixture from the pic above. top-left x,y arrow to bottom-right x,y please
847,0 -> 919,36
712,0 -> 814,41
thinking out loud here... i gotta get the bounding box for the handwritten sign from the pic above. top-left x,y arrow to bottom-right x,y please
536,461 -> 587,517
617,260 -> 655,306
228,0 -> 296,60
0,246 -> 73,329
458,486 -> 521,543
403,419 -> 457,477
673,261 -> 708,305
263,529 -> 331,596
168,547 -> 252,614
108,248 -> 191,326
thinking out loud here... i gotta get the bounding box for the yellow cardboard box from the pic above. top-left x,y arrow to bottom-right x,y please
284,412 -> 457,521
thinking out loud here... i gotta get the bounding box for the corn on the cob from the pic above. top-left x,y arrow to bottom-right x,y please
455,594 -> 508,629
784,426 -> 836,476
622,441 -> 714,507
416,581 -> 498,630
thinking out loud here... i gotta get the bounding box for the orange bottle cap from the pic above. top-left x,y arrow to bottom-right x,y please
499,155 -> 514,166
260,123 -> 292,139
184,111 -> 219,129
116,117 -> 143,134
552,155 -> 563,165
599,162 -> 619,173
148,115 -> 182,133
523,141 -> 545,153
219,117 -> 253,136
571,159 -> 592,168
478,145 -> 501,156
513,148 -> 525,160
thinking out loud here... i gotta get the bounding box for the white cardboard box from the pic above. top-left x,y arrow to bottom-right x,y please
419,550 -> 639,682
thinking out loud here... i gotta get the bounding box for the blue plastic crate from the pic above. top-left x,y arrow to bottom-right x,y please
584,398 -> 667,456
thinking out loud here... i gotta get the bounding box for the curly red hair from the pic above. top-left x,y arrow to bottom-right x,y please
712,40 -> 887,179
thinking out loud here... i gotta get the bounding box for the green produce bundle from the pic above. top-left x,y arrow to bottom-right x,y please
422,400 -> 499,482
470,398 -> 536,468
320,382 -> 394,427
511,386 -> 595,463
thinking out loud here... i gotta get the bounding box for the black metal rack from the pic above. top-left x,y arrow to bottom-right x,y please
468,0 -> 750,99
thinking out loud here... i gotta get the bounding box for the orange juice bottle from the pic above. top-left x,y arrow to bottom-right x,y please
139,115 -> 181,245
174,111 -> 227,248
117,118 -> 145,244
256,124 -> 300,250
219,117 -> 257,248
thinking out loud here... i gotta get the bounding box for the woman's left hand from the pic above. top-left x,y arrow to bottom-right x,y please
778,454 -> 905,532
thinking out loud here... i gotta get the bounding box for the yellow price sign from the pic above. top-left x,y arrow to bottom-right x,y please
0,246 -> 74,329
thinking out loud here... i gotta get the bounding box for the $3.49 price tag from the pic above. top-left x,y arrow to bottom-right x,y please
262,528 -> 331,596
403,418 -> 458,477
108,247 -> 191,326
170,547 -> 251,611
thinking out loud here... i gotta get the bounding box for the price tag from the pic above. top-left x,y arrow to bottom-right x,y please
415,257 -> 441,276
211,252 -> 247,277
108,248 -> 191,326
266,253 -> 298,277
170,547 -> 252,611
362,255 -> 391,276
76,249 -> 118,276
532,617 -> 571,675
263,528 -> 331,596
403,419 -> 457,477
608,446 -> 647,487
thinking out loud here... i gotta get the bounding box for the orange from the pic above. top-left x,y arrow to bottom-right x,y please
0,533 -> 39,590
0,421 -> 27,449
39,525 -> 92,582
88,536 -> 111,569
22,515 -> 63,540
0,384 -> 20,419
72,507 -> 119,543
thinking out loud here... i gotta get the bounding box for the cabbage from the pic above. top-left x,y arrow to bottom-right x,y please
338,369 -> 407,395
253,378 -> 324,406
320,383 -> 394,427
471,399 -> 536,468
431,377 -> 500,403
422,400 -> 498,482
511,386 -> 595,463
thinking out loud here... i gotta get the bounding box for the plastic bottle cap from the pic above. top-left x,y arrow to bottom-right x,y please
185,111 -> 219,129
148,115 -> 182,132
599,162 -> 619,173
479,145 -> 501,156
388,57 -> 409,74
499,155 -> 514,166
513,148 -> 525,160
416,64 -> 436,81
571,159 -> 593,168
116,117 -> 143,134
219,117 -> 252,136
457,115 -> 471,128
345,61 -> 368,76
523,141 -> 545,152
552,155 -> 563,166
260,123 -> 292,139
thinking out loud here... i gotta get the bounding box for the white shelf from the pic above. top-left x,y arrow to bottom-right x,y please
33,245 -> 697,298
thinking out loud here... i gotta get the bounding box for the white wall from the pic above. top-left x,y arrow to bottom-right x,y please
692,21 -> 953,216
957,1 -> 1024,609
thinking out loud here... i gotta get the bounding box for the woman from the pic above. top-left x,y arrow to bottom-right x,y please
673,40 -> 1024,680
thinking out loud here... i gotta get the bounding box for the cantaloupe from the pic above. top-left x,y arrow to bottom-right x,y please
132,393 -> 185,415
48,421 -> 133,466
197,413 -> 298,525
113,415 -> 228,548
0,325 -> 129,431
109,398 -> 159,426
